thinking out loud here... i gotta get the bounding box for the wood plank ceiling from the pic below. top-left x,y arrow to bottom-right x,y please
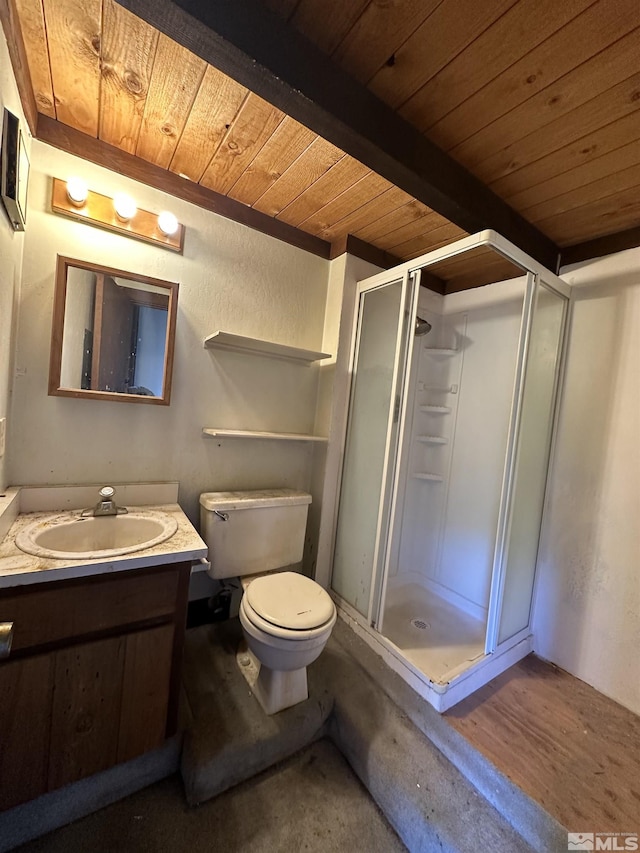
6,0 -> 640,285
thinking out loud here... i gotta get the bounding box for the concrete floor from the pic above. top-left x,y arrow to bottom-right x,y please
16,740 -> 406,853
5,618 -> 566,853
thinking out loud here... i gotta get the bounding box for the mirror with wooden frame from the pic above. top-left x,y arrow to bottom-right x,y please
49,256 -> 179,405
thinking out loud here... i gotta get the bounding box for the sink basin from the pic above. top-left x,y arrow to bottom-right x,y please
15,511 -> 179,560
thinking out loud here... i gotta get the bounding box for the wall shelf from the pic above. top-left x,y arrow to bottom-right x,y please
412,472 -> 444,482
202,428 -> 328,443
422,385 -> 458,394
416,435 -> 448,444
204,331 -> 331,363
419,405 -> 451,414
424,347 -> 458,356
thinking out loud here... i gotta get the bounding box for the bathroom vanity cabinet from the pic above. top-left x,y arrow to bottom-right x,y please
0,561 -> 191,811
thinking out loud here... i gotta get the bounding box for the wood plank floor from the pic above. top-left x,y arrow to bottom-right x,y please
444,655 -> 640,834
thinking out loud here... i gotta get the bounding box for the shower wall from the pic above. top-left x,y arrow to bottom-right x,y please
393,277 -> 526,618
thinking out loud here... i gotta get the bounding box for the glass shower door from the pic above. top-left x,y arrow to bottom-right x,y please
486,277 -> 568,650
332,273 -> 416,621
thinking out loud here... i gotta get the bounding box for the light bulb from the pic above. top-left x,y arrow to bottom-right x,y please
157,210 -> 178,236
113,193 -> 136,221
66,177 -> 88,206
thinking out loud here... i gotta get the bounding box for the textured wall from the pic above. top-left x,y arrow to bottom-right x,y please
0,30 -> 29,490
9,142 -> 329,525
534,248 -> 640,714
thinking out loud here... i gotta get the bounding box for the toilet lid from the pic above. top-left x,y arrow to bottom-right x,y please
245,572 -> 335,630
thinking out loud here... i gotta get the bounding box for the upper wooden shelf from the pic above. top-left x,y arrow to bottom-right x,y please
204,331 -> 331,363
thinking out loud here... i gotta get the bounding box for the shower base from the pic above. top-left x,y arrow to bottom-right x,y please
382,582 -> 486,685
333,587 -> 533,711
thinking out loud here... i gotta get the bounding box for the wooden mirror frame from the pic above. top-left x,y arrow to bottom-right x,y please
49,255 -> 179,405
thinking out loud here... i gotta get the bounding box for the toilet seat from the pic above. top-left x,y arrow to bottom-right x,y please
241,596 -> 335,642
242,572 -> 336,641
246,571 -> 335,629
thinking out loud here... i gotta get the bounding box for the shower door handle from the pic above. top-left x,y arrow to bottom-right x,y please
393,396 -> 401,423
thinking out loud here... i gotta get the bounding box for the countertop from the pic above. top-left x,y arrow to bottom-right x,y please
0,503 -> 208,589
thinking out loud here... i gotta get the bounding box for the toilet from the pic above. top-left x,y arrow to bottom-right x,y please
200,489 -> 336,715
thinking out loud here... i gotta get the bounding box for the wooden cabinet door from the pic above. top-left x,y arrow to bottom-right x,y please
46,625 -> 175,790
48,635 -> 126,790
118,624 -> 174,763
0,653 -> 55,810
0,561 -> 188,812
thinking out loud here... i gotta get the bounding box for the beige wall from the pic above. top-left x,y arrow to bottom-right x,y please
0,30 -> 30,490
534,247 -> 640,715
9,141 -> 329,525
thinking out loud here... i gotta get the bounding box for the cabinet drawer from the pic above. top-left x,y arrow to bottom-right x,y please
0,567 -> 179,653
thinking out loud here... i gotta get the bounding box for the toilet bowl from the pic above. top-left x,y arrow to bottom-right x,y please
200,489 -> 336,715
237,571 -> 336,715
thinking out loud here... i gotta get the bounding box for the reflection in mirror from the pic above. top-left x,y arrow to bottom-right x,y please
61,271 -> 169,395
49,256 -> 178,405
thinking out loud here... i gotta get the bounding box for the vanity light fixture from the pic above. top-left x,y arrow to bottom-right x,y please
113,192 -> 137,221
157,210 -> 179,236
50,178 -> 185,253
66,176 -> 88,207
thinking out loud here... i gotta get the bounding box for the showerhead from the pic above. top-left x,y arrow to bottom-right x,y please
415,316 -> 432,336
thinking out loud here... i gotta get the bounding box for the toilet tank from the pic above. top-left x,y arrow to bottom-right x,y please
200,489 -> 312,580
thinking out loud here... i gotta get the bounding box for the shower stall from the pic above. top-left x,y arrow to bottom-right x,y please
331,231 -> 569,711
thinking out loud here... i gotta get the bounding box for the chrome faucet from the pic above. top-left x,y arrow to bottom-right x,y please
81,486 -> 128,517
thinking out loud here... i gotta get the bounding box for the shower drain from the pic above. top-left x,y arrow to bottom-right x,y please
410,618 -> 430,630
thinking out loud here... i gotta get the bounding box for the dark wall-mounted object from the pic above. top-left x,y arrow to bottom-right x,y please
1,108 -> 29,232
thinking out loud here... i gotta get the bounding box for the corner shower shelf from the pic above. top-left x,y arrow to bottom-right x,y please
412,472 -> 444,481
416,435 -> 448,444
204,331 -> 331,363
419,405 -> 451,414
202,428 -> 328,442
424,347 -> 458,356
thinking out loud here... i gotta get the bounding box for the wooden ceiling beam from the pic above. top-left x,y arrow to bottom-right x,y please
329,234 -> 399,267
330,234 -> 446,293
36,115 -> 331,259
560,226 -> 640,268
115,0 -> 560,271
0,0 -> 38,134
